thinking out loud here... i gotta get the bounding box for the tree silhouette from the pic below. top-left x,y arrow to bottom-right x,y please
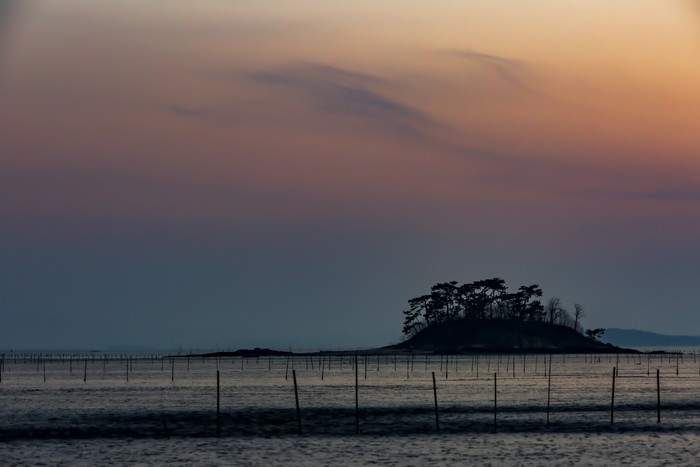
401,279 -> 585,336
585,328 -> 605,341
573,303 -> 585,332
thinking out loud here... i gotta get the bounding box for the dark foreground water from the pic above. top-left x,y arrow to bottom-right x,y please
1,352 -> 699,465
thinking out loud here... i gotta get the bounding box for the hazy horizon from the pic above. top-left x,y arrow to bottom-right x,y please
2,1 -> 699,350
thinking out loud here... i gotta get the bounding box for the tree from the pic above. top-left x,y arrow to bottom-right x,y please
402,294 -> 433,336
479,277 -> 507,319
585,328 -> 605,341
401,278 -> 586,337
545,297 -> 563,324
573,303 -> 585,333
519,285 -> 544,321
431,281 -> 459,322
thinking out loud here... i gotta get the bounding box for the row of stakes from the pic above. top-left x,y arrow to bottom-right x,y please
0,351 -> 696,383
0,352 -> 683,436
242,358 -> 661,436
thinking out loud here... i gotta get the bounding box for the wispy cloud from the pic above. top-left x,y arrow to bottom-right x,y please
249,62 -> 440,138
159,104 -> 209,119
447,49 -> 538,95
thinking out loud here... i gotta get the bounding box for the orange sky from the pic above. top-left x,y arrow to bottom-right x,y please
1,1 -> 699,348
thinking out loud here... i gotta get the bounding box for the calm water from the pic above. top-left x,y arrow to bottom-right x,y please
1,352 -> 699,464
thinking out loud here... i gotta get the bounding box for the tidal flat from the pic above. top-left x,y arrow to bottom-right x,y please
1,352 -> 698,465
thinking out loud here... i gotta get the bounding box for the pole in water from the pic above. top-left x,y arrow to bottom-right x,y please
546,358 -> 552,427
293,369 -> 302,435
610,366 -> 616,425
493,373 -> 497,431
217,370 -> 221,437
432,372 -> 440,432
83,359 -> 87,383
656,368 -> 661,423
355,352 -> 359,434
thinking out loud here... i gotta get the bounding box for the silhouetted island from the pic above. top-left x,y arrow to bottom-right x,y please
386,319 -> 632,354
182,278 -> 640,357
387,278 -> 637,354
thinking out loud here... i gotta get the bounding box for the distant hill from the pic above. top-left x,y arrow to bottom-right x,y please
602,329 -> 700,347
388,319 -> 631,353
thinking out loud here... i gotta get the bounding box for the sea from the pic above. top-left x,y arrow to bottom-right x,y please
1,350 -> 699,465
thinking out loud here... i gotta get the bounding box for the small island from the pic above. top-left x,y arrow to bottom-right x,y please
387,278 -> 634,354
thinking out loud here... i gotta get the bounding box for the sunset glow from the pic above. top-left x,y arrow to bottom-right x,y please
1,0 -> 699,349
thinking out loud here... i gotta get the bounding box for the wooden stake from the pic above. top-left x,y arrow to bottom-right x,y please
216,370 -> 221,437
656,368 -> 661,423
432,372 -> 440,432
610,367 -> 616,425
355,353 -> 359,434
676,355 -> 679,376
493,373 -> 497,431
83,359 -> 87,383
293,369 -> 302,435
546,358 -> 552,427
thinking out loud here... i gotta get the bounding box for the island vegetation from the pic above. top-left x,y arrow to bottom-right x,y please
397,278 -> 612,353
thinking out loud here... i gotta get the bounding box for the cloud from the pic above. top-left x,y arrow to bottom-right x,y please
249,62 -> 440,138
159,103 -> 209,119
447,49 -> 538,95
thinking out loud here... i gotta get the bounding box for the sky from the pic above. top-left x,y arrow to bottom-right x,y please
1,0 -> 699,350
